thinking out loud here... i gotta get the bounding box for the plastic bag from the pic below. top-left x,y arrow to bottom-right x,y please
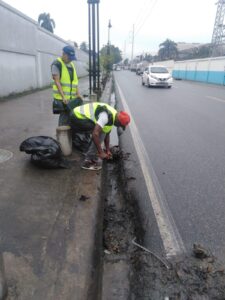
52,99 -> 66,114
19,136 -> 70,169
72,132 -> 92,153
53,97 -> 83,114
66,97 -> 83,111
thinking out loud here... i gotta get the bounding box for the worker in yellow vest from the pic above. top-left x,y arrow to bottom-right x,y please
70,102 -> 130,170
51,46 -> 82,125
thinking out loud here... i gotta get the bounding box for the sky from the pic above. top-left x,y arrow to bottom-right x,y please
2,0 -> 217,58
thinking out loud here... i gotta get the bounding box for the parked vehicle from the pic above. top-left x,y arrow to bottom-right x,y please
136,61 -> 149,75
141,65 -> 173,88
136,68 -> 142,75
130,62 -> 138,72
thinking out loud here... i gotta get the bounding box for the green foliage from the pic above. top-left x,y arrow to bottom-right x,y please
100,44 -> 122,71
80,42 -> 89,53
38,13 -> 55,33
158,39 -> 178,60
123,58 -> 129,66
176,44 -> 213,60
144,53 -> 153,62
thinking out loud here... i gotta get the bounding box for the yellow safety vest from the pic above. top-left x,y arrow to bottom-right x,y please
73,103 -> 117,133
52,57 -> 78,100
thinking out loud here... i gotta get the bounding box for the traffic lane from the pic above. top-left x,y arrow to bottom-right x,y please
114,71 -> 225,262
173,79 -> 225,101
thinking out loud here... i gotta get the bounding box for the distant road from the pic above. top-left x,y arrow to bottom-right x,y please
114,70 -> 225,262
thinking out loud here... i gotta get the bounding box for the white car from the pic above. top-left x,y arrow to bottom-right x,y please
142,65 -> 173,88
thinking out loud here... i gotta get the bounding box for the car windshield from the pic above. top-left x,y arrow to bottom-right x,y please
150,67 -> 168,73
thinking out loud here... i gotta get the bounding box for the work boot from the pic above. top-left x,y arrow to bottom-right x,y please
81,159 -> 102,171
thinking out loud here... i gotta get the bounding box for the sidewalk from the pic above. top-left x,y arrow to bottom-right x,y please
0,77 -> 108,300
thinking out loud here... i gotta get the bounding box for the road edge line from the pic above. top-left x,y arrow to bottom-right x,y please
115,79 -> 186,258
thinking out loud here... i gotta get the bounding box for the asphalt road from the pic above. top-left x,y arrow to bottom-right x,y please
114,70 -> 225,263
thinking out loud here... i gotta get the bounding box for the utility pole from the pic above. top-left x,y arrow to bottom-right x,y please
211,0 -> 225,56
131,24 -> 134,61
123,40 -> 127,59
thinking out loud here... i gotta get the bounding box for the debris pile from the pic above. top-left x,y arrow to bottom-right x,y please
131,243 -> 225,299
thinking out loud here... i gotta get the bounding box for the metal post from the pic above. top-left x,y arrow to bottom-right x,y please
92,3 -> 96,92
97,3 -> 100,93
87,0 -> 100,97
107,20 -> 112,55
131,24 -> 134,61
88,3 -> 92,94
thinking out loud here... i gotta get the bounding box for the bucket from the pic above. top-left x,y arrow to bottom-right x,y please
56,126 -> 72,156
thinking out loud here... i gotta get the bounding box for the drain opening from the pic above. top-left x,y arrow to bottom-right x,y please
0,149 -> 13,163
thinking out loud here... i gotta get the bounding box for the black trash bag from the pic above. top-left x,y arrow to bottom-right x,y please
72,132 -> 92,153
19,136 -> 70,169
53,97 -> 83,114
66,97 -> 83,111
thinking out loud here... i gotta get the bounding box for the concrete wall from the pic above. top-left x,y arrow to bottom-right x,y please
0,0 -> 88,98
172,57 -> 225,85
155,57 -> 225,86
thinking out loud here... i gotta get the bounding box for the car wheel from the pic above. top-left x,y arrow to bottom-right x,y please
147,79 -> 151,88
141,79 -> 145,86
168,85 -> 172,89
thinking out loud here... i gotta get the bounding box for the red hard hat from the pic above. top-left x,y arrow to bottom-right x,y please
117,111 -> 130,127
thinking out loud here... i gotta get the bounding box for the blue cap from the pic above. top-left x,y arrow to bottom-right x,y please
63,45 -> 76,61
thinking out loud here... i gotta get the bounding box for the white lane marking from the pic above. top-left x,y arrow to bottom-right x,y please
206,96 -> 225,104
116,80 -> 186,258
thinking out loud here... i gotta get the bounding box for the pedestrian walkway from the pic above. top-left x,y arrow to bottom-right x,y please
0,77 -> 106,299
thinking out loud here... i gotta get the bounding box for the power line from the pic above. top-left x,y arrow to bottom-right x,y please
134,0 -> 158,37
126,0 -> 155,44
133,0 -> 152,30
127,0 -> 157,60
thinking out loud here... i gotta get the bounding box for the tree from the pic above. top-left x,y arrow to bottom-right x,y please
196,45 -> 212,58
38,13 -> 55,33
158,39 -> 178,60
123,58 -> 129,66
144,53 -> 153,62
100,44 -> 122,71
80,42 -> 89,53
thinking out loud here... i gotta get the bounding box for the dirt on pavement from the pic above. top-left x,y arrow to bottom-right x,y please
102,147 -> 225,300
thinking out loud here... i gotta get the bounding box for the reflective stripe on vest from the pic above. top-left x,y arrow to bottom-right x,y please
73,103 -> 117,133
52,57 -> 79,100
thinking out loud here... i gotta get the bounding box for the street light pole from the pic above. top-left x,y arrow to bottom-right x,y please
131,24 -> 134,61
88,2 -> 92,95
97,4 -> 100,92
107,19 -> 112,55
87,0 -> 100,98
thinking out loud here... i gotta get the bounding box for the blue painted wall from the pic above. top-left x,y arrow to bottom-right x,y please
173,69 -> 225,85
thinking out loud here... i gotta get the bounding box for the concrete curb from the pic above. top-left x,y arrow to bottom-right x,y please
0,253 -> 7,300
113,73 -> 165,256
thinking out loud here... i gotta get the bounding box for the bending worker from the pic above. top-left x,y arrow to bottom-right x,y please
51,45 -> 82,126
70,102 -> 131,170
